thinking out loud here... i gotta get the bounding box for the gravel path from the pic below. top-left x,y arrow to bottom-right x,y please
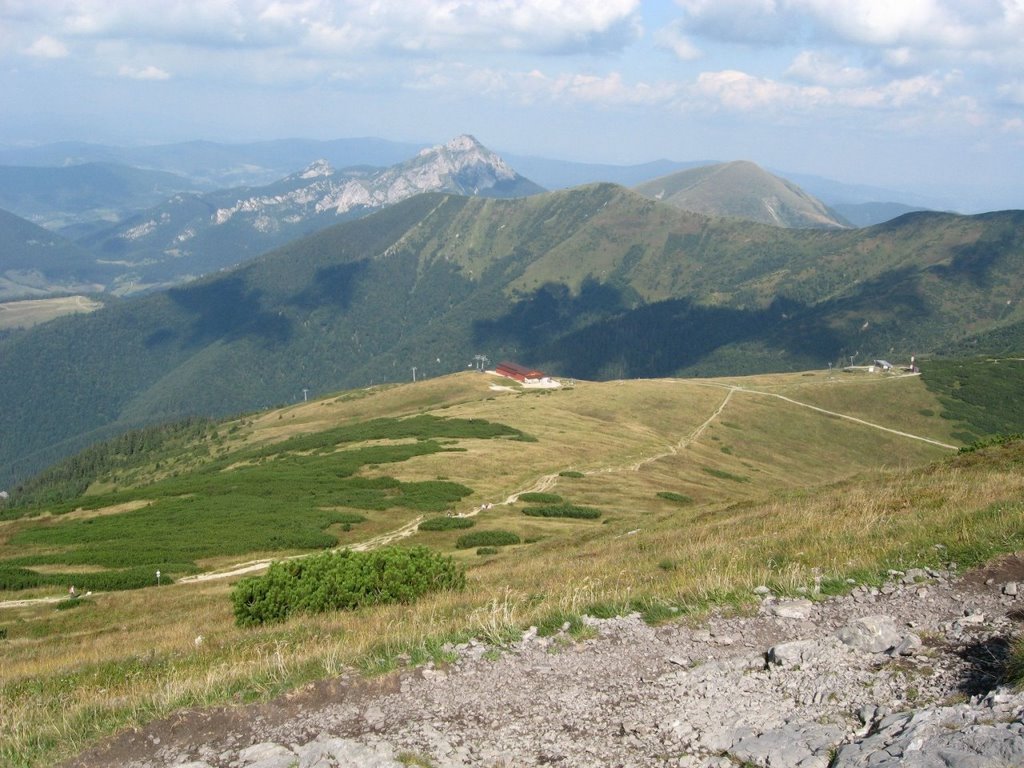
66,561 -> 1024,768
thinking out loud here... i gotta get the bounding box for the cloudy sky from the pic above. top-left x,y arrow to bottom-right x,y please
2,0 -> 1023,210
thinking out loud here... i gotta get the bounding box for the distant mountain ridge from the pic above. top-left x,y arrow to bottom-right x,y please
69,136 -> 543,294
0,162 -> 199,230
0,207 -> 116,301
830,201 -> 929,228
634,161 -> 849,229
0,137 -> 427,189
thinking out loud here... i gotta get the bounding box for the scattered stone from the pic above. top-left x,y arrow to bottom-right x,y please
65,567 -> 1024,768
235,742 -> 296,768
1004,582 -> 1019,596
835,615 -> 902,653
890,634 -> 922,657
768,599 -> 814,620
832,688 -> 1024,767
767,639 -> 821,667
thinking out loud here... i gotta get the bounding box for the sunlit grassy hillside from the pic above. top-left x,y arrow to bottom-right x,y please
3,369 -> 1024,767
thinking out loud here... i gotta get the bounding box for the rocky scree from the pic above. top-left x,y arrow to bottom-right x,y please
65,565 -> 1024,768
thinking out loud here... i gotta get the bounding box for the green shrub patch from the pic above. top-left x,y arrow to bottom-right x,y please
0,564 -> 170,592
454,530 -> 521,549
701,467 -> 750,483
522,503 -> 601,519
476,547 -> 499,556
558,471 -> 584,478
231,546 -> 465,627
656,491 -> 693,505
517,492 -> 562,504
419,516 -> 475,531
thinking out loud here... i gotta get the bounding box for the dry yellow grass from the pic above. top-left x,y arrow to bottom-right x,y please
3,370 -> 1017,768
0,296 -> 103,331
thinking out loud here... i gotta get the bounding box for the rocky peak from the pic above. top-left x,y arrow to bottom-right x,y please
412,134 -> 518,185
298,160 -> 334,179
210,136 -> 541,226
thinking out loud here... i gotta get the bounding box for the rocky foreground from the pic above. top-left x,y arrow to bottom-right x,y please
68,561 -> 1024,768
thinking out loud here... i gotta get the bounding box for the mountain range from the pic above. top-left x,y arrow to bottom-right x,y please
1,136 -> 544,298
2,182 -> 1021,487
1,135 -> 946,215
2,137 -> 919,306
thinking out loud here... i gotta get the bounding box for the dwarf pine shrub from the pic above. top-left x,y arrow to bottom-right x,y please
656,491 -> 693,505
517,492 -> 562,504
231,546 -> 465,626
454,530 -> 520,549
418,516 -> 475,531
522,503 -> 601,519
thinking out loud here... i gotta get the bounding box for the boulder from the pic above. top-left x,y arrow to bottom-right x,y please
768,599 -> 815,620
767,639 -> 821,667
836,615 -> 902,653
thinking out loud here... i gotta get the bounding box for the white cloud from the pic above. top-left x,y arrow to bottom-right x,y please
119,64 -> 171,81
9,1 -> 642,56
998,81 -> 1024,106
785,51 -> 869,87
405,62 -> 680,109
653,20 -> 701,60
24,35 -> 69,58
694,70 -> 829,111
693,68 -> 947,113
671,0 -> 1024,55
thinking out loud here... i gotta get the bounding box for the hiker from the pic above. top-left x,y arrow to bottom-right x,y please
69,585 -> 77,599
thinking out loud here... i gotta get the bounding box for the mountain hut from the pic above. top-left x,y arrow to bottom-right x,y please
495,361 -> 545,383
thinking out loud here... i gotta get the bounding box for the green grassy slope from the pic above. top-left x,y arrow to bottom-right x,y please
634,161 -> 848,229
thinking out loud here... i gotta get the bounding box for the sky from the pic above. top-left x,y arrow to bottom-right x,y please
2,0 -> 1023,210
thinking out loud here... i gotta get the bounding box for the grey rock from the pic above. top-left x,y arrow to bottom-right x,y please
769,599 -> 815,620
236,742 -> 297,768
294,735 -> 403,767
730,723 -> 844,768
1004,581 -> 1019,596
767,639 -> 821,667
901,568 -> 928,584
836,615 -> 902,653
891,633 -> 922,656
832,690 -> 1024,767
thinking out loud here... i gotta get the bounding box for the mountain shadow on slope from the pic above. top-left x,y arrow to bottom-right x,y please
165,277 -> 293,347
474,283 -> 846,379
